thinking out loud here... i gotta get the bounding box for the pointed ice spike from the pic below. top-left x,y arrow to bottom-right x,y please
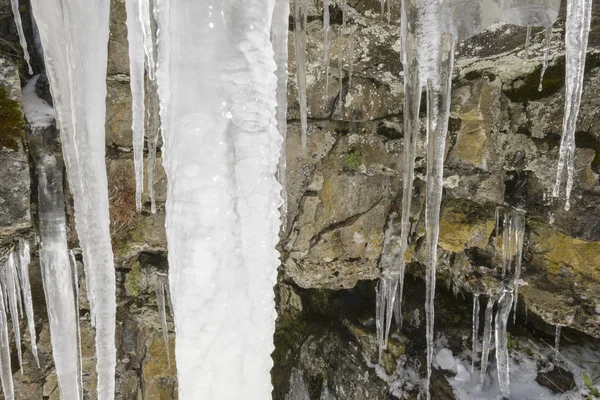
10,0 -> 33,75
0,282 -> 14,400
387,0 -> 391,24
539,26 -> 552,91
512,211 -> 525,323
139,0 -> 156,80
380,0 -> 385,21
69,251 -> 84,399
155,277 -> 170,367
553,0 -> 593,210
126,0 -> 147,211
272,0 -> 290,232
554,325 -> 561,361
480,296 -> 495,385
18,239 -> 39,367
29,0 -> 117,396
471,293 -> 480,373
5,254 -> 23,372
294,0 -> 309,150
495,286 -> 514,398
524,26 -> 532,59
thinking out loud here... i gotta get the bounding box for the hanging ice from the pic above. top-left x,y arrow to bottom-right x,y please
146,78 -> 160,214
272,0 -> 290,231
554,325 -> 561,360
499,209 -> 525,320
28,1 -> 116,398
154,0 -> 282,397
553,0 -> 593,211
539,26 -> 552,91
323,0 -> 330,96
155,276 -> 170,367
17,239 -> 39,367
524,26 -> 532,59
3,254 -> 23,371
480,295 -> 495,385
495,285 -> 514,398
0,280 -> 13,400
471,293 -> 480,373
126,0 -> 147,211
139,0 -> 156,80
294,0 -> 308,149
9,0 -> 33,75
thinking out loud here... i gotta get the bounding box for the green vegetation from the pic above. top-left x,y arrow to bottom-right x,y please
125,262 -> 142,297
0,86 -> 25,151
583,373 -> 600,399
342,149 -> 363,171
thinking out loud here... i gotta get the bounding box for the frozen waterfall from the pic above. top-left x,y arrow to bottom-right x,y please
154,1 -> 282,397
28,1 -> 116,398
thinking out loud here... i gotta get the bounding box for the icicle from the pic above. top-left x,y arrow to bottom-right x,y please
553,0 -> 593,211
294,0 -> 309,149
524,26 -> 532,59
512,211 -> 525,323
323,0 -> 331,98
0,282 -> 13,400
17,240 -> 39,367
380,0 -> 385,21
480,296 -> 495,385
272,0 -> 290,232
387,0 -> 391,24
348,28 -> 354,89
495,285 -> 514,398
554,325 -> 561,361
139,0 -> 156,80
9,0 -> 33,75
146,78 -> 160,214
69,251 -> 84,400
154,0 -> 282,397
126,0 -> 147,211
471,293 -> 480,373
29,0 -> 116,397
4,254 -> 23,371
155,277 -> 170,367
538,26 -> 552,91
501,212 -> 511,277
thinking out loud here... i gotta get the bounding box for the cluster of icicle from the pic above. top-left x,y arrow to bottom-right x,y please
370,0 -> 595,399
0,240 -> 39,400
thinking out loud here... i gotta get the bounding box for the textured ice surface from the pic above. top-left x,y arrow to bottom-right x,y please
154,0 -> 282,397
495,286 -> 514,397
29,1 -> 116,398
10,0 -> 32,74
436,348 -> 455,370
0,279 -> 13,400
17,239 -> 39,367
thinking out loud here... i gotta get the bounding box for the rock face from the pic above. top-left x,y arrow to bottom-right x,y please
1,0 -> 600,399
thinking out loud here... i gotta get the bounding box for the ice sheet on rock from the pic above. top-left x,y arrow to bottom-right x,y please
35,147 -> 83,399
154,0 -> 282,397
18,239 -> 39,367
553,0 -> 593,211
0,282 -> 13,400
294,0 -> 308,149
29,0 -> 116,397
10,0 -> 33,75
495,285 -> 514,398
436,348 -> 455,370
271,0 -> 290,232
126,0 -> 147,211
22,76 -> 55,129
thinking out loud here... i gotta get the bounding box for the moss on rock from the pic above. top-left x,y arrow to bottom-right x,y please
0,86 -> 25,151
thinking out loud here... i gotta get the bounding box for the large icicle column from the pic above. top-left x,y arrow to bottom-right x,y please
28,1 -> 116,398
154,1 -> 282,398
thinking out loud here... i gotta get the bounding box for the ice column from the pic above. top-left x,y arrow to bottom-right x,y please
126,0 -> 146,211
471,293 -> 480,373
480,296 -> 495,385
553,0 -> 593,210
154,1 -> 282,397
28,1 -> 116,398
9,0 -> 33,74
495,285 -> 514,398
0,281 -> 13,400
17,239 -> 39,367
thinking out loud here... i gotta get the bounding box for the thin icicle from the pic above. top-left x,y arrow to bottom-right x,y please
139,0 -> 156,80
380,0 -> 385,21
524,26 -> 532,59
272,0 -> 290,232
146,78 -> 160,214
294,0 -> 308,149
554,325 -> 561,361
495,285 -> 514,398
512,211 -> 525,323
323,0 -> 331,98
9,0 -> 33,75
69,251 -> 84,400
480,296 -> 495,385
4,254 -> 23,371
126,0 -> 147,211
387,0 -> 391,24
471,293 -> 480,373
0,282 -> 13,400
155,277 -> 170,367
348,28 -> 354,89
553,0 -> 593,210
539,26 -> 552,91
17,239 -> 39,367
